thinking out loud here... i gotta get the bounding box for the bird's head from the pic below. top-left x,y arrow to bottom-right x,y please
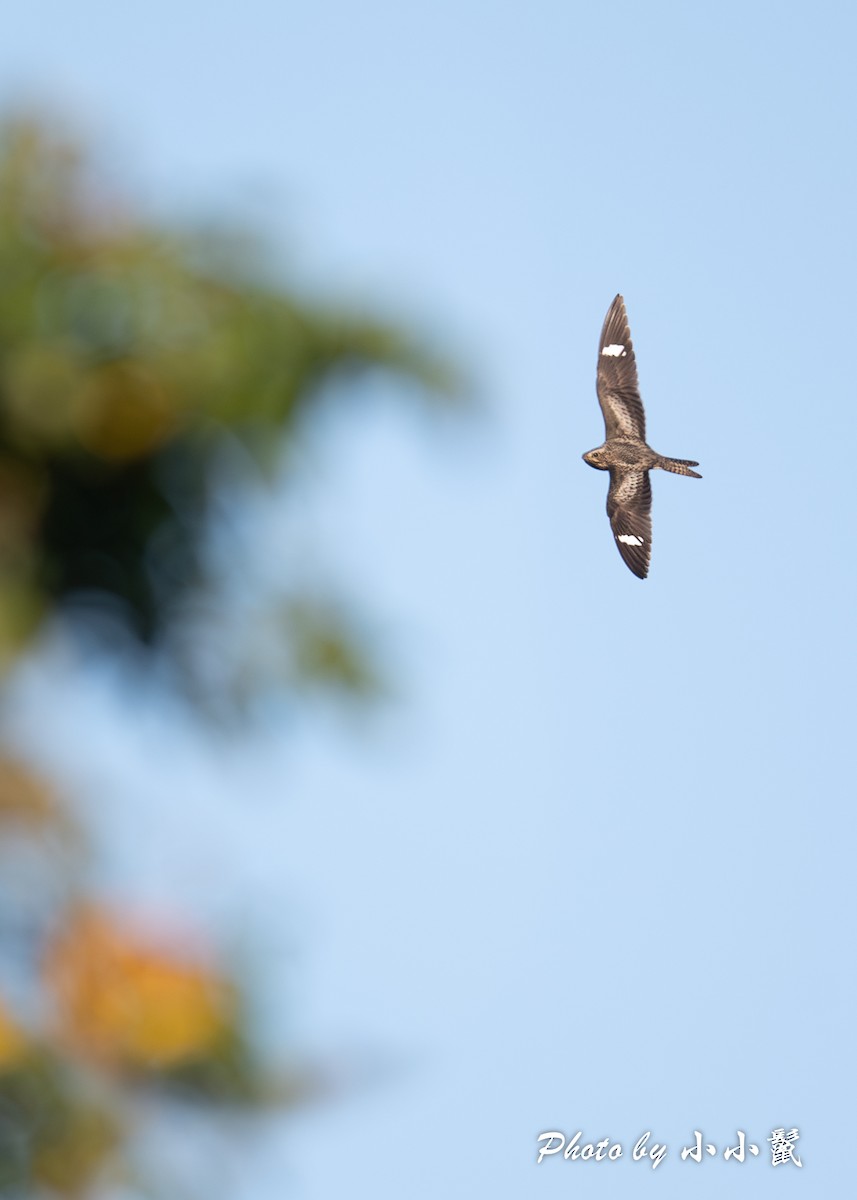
583,447 -> 607,470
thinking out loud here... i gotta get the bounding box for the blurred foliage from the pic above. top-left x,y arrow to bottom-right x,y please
0,115 -> 461,693
0,111 -> 466,1197
0,757 -> 303,1195
0,756 -> 62,829
0,1036 -> 121,1199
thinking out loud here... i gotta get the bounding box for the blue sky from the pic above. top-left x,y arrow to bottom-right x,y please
3,1 -> 855,1196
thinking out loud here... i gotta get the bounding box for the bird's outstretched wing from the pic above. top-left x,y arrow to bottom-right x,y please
607,468 -> 652,579
597,294 -> 646,441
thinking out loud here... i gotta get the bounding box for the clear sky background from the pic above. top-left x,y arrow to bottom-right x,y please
3,1 -> 855,1196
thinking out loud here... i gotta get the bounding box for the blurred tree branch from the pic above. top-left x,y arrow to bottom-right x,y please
0,109 -> 469,1197
0,115 -> 465,697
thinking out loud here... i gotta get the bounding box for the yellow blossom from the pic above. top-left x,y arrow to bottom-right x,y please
44,906 -> 232,1071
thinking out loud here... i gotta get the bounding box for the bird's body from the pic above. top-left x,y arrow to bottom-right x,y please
583,294 -> 701,578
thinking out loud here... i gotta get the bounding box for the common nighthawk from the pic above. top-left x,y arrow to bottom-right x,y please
583,294 -> 701,579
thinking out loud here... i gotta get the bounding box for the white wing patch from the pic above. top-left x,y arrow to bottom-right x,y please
617,534 -> 644,546
601,344 -> 626,357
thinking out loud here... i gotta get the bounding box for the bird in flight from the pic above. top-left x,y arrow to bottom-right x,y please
583,294 -> 701,578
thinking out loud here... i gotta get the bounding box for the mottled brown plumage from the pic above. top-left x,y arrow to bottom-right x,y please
583,295 -> 701,578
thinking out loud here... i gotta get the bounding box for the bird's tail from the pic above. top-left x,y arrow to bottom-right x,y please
659,456 -> 702,479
